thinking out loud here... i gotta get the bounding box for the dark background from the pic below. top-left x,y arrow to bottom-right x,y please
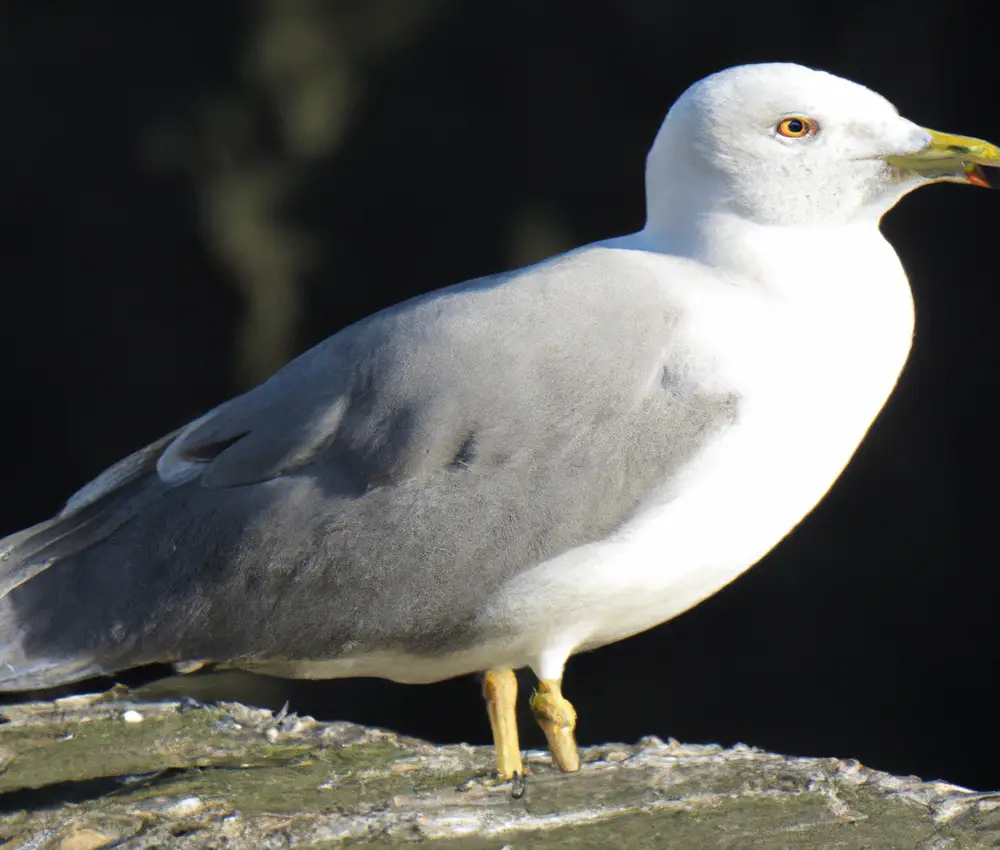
1,2 -> 996,790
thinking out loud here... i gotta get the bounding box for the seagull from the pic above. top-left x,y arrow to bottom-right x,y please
1,63 -> 996,780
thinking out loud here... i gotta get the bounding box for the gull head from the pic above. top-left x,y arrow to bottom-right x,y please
645,63 -> 999,236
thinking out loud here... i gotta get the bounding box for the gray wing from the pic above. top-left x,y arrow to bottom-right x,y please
0,247 -> 736,690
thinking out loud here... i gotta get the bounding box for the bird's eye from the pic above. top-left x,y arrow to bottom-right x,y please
777,116 -> 817,138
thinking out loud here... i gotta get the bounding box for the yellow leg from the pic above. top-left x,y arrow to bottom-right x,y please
530,678 -> 580,772
483,668 -> 523,779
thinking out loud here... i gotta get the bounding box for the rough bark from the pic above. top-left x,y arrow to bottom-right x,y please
0,692 -> 996,848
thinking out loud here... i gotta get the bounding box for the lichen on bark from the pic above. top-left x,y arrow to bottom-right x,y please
1,692 -> 997,848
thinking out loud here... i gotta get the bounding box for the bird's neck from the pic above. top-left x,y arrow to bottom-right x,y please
638,212 -> 901,299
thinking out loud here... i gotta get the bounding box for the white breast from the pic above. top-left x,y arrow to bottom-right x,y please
483,228 -> 915,681
301,230 -> 916,686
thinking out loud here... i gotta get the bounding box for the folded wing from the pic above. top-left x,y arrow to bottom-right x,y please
0,247 -> 736,691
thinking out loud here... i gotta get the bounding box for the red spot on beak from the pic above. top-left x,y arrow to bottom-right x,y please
966,165 -> 993,188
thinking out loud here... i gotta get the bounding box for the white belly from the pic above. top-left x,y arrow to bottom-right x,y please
474,233 -> 916,681
267,235 -> 916,686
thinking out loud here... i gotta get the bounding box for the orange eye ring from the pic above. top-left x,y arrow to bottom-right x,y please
777,116 -> 818,138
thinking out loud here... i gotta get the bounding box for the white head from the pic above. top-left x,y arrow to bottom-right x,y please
644,63 -> 997,239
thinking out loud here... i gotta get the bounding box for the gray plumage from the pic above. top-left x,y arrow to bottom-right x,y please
0,246 -> 735,691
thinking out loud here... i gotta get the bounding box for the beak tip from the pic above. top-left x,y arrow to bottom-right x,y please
966,165 -> 994,189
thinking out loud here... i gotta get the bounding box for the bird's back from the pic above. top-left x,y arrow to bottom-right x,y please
0,245 -> 735,691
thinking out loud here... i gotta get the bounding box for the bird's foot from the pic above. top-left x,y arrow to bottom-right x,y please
530,678 -> 580,772
459,767 -> 529,801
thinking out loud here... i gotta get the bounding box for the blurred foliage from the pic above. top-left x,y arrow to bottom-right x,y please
2,0 -> 990,478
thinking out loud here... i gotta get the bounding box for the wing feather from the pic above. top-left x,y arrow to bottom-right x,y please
0,247 -> 738,690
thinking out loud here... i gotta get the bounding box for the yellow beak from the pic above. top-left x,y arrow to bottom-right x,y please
885,128 -> 1000,188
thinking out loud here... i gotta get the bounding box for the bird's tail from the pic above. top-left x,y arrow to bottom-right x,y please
0,597 -> 107,692
0,530 -> 112,692
0,432 -> 178,692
